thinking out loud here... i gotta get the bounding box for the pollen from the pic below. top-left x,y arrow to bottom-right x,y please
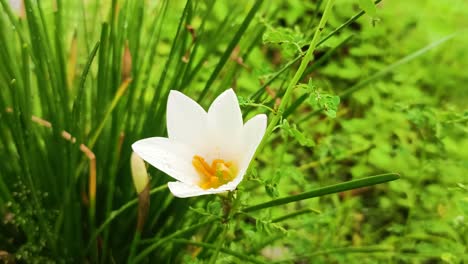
192,155 -> 237,189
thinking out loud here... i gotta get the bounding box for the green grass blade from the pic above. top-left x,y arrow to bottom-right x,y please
271,208 -> 321,223
339,33 -> 457,98
71,41 -> 100,140
197,0 -> 264,101
317,0 -> 382,46
243,173 -> 400,213
135,218 -> 218,263
85,184 -> 168,253
173,239 -> 268,264
249,0 -> 381,102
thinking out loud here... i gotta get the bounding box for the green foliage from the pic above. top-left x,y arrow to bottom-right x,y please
357,0 -> 377,17
262,23 -> 306,57
300,80 -> 341,118
280,119 -> 315,147
1,0 -> 467,263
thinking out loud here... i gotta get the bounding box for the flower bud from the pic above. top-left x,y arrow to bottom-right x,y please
131,152 -> 149,194
121,41 -> 132,81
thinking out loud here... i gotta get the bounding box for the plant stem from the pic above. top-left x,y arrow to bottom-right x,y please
208,224 -> 227,264
255,0 -> 336,154
127,231 -> 141,264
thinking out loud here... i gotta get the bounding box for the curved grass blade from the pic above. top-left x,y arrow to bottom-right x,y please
298,33 -> 457,122
134,218 -> 218,263
272,208 -> 321,223
339,33 -> 457,98
85,184 -> 168,254
173,239 -> 268,264
243,173 -> 400,213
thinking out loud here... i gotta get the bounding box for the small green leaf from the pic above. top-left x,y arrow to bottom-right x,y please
308,90 -> 341,118
207,200 -> 222,215
263,24 -> 306,56
280,120 -> 315,147
358,0 -> 377,17
237,95 -> 252,106
255,218 -> 286,235
265,169 -> 282,198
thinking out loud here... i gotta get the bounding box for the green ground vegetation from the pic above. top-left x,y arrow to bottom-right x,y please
0,0 -> 466,263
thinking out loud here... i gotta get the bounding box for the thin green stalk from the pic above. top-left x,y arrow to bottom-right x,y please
88,79 -> 131,148
85,184 -> 168,254
71,41 -> 100,140
249,0 -> 380,102
274,246 -> 394,263
243,173 -> 399,213
299,33 -> 457,123
127,231 -> 141,264
255,0 -> 335,156
339,33 -> 457,98
208,224 -> 227,264
318,0 -> 382,46
243,102 -> 276,113
444,115 -> 468,124
299,144 -> 374,170
272,208 -> 321,223
134,218 -> 218,263
10,80 -> 57,255
173,239 -> 268,264
256,34 -> 354,119
51,42 -> 100,243
249,55 -> 302,101
197,0 -> 264,101
144,0 -> 191,137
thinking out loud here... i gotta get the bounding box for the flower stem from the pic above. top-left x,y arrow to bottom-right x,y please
208,224 -> 228,264
127,231 -> 141,264
256,0 -> 336,153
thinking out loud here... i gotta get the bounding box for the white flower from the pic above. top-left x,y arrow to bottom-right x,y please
132,89 -> 267,198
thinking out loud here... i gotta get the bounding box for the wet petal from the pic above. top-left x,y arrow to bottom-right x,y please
168,181 -> 229,198
224,113 -> 267,190
207,89 -> 243,160
132,137 -> 198,185
166,90 -> 208,152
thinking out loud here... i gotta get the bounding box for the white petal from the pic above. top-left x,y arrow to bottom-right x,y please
206,89 -> 243,161
168,181 -> 229,198
132,137 -> 199,185
9,0 -> 22,12
241,114 -> 267,164
224,113 -> 267,190
166,90 -> 208,152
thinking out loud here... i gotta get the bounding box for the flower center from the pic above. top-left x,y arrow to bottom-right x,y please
192,155 -> 237,189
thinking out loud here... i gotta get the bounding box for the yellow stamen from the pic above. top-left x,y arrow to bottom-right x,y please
192,155 -> 237,189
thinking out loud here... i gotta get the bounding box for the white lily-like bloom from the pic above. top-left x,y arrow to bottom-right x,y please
132,89 -> 267,198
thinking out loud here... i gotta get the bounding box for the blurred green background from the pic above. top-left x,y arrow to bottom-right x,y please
0,0 -> 466,263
